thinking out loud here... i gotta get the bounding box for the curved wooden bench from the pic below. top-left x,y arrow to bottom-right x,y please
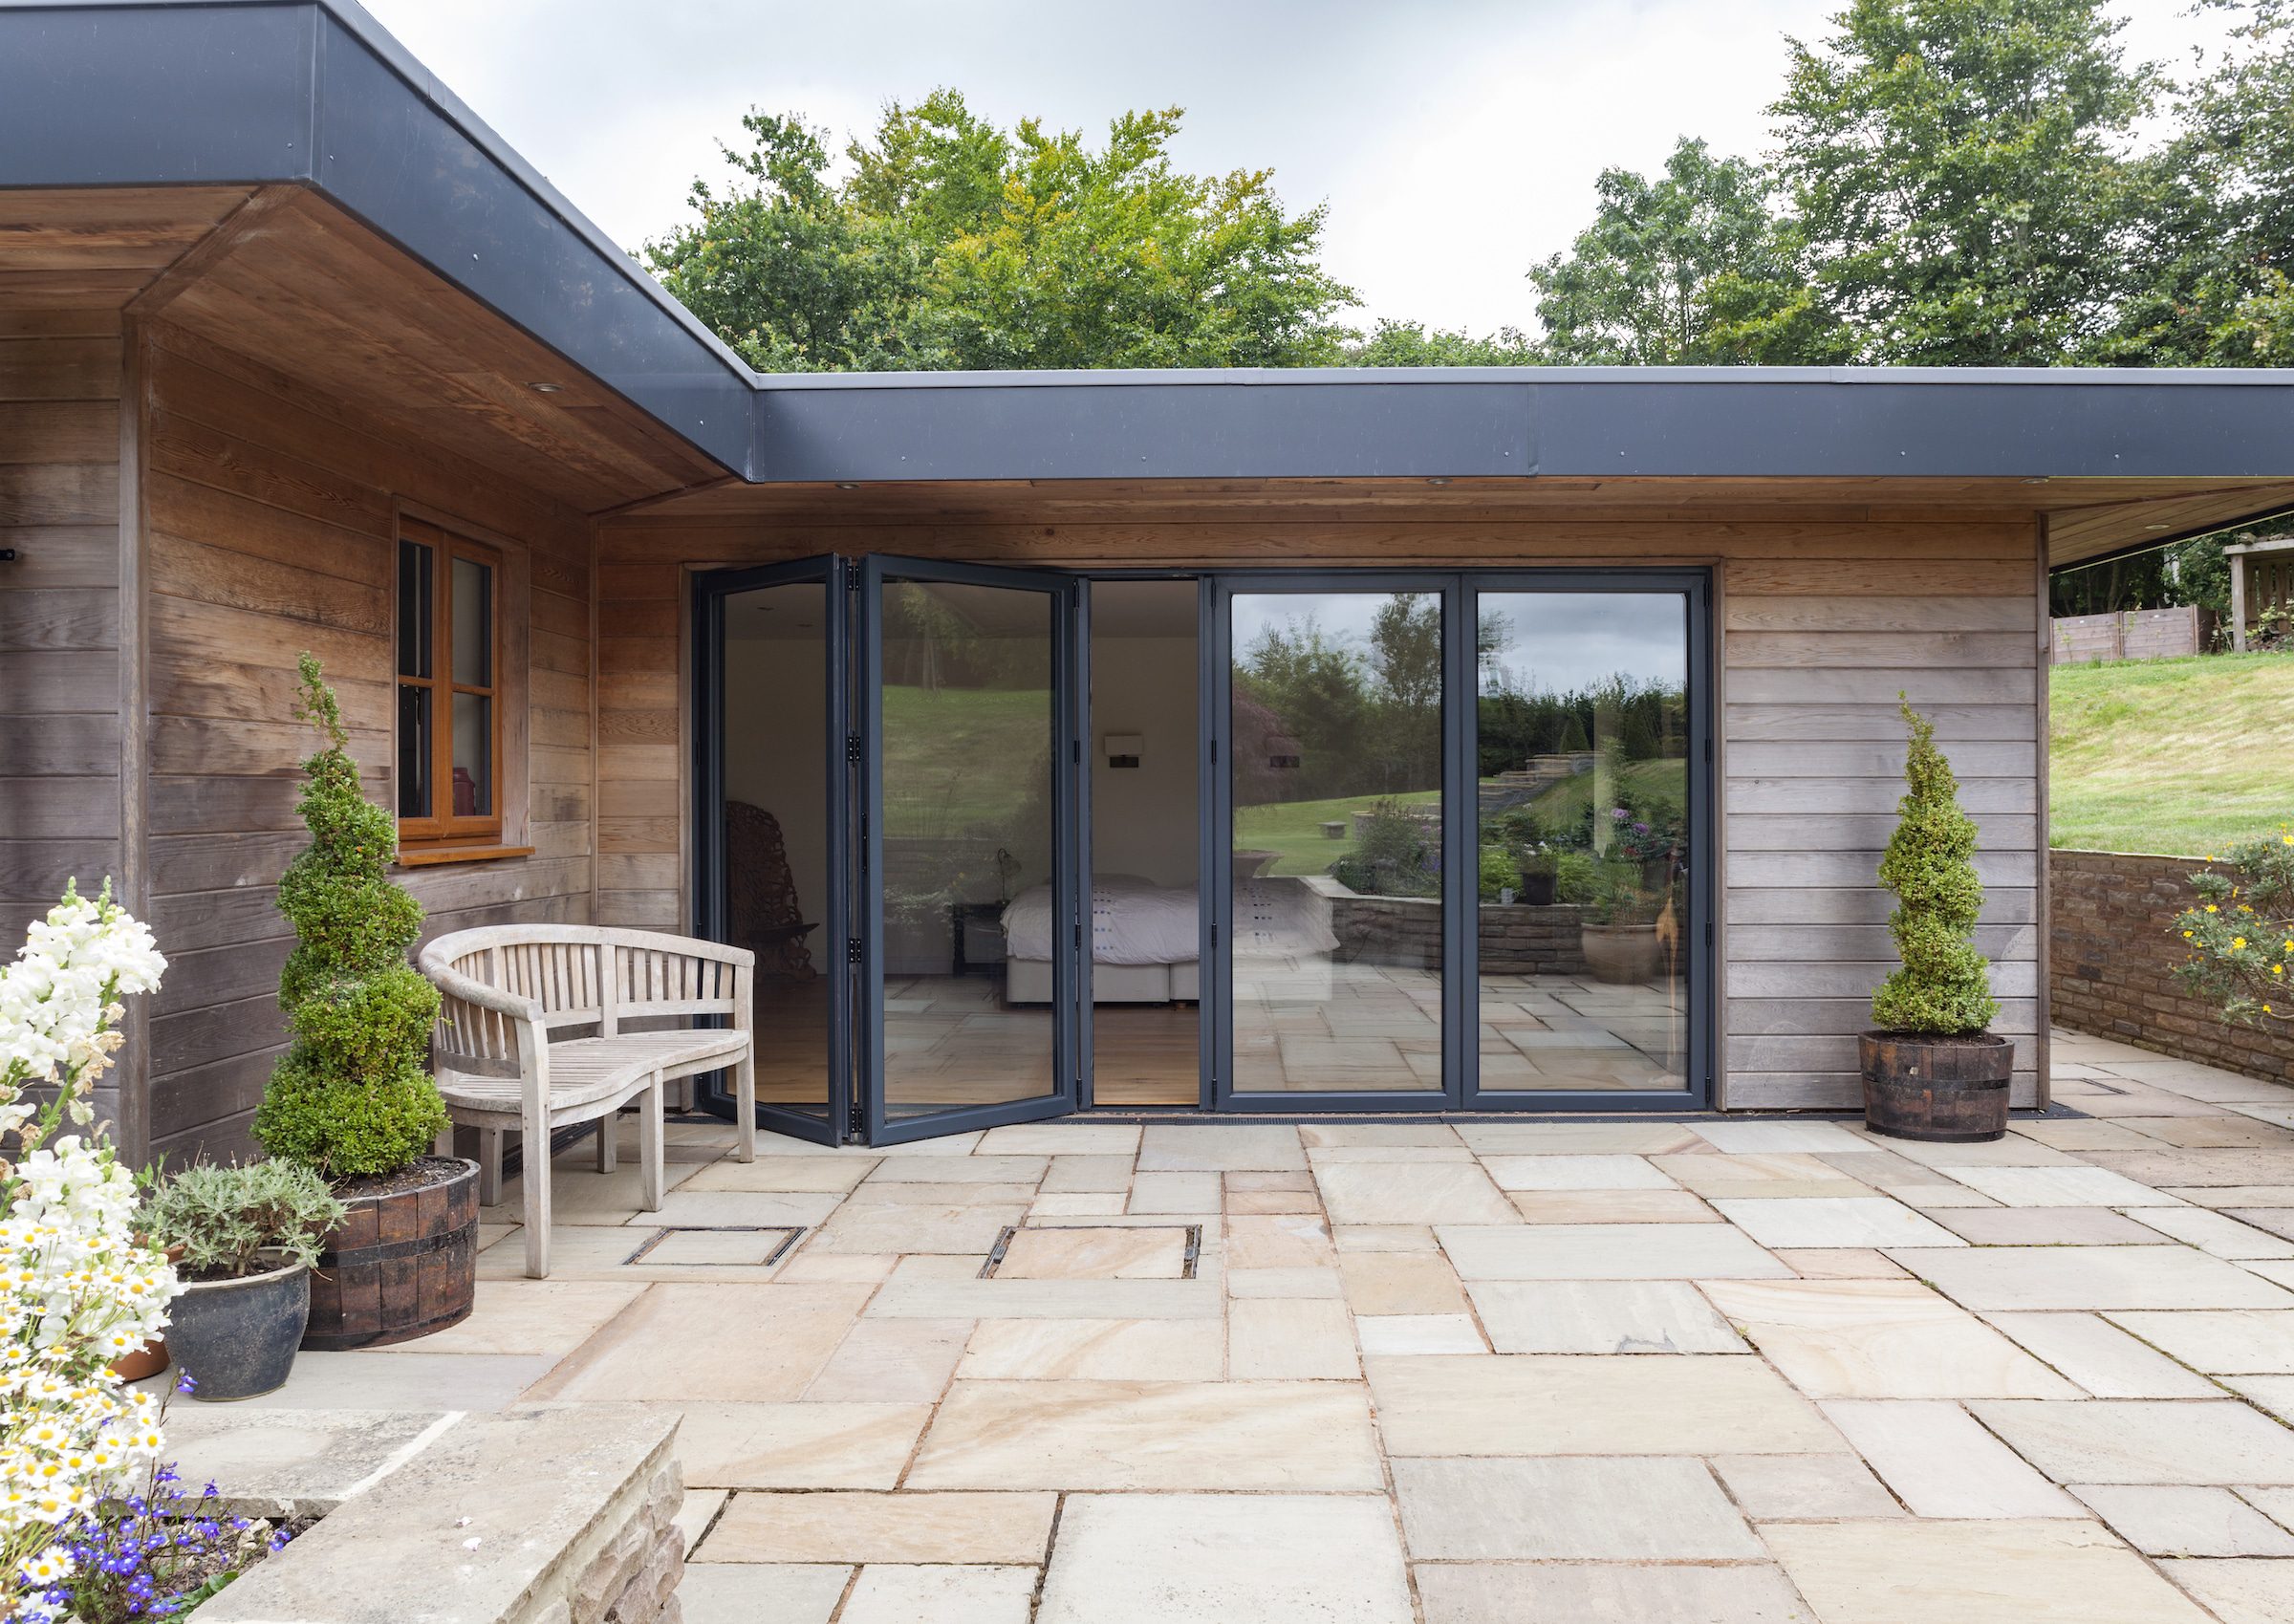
418,925 -> 757,1278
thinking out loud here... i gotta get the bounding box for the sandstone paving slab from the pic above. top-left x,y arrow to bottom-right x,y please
1847,1132 -> 2079,1169
1300,1123 -> 1463,1148
680,1564 -> 849,1624
1439,1222 -> 1790,1280
2221,1375 -> 2294,1424
809,1201 -> 1028,1254
1982,1311 -> 2224,1397
1137,1123 -> 1306,1171
1331,1223 -> 1439,1250
1226,1187 -> 1320,1214
1762,1519 -> 2215,1624
586,1401 -> 930,1489
838,1564 -> 1036,1624
802,1317 -> 971,1402
160,1408 -> 457,1517
864,1155 -> 1050,1185
1040,1155 -> 1136,1193
494,1158 -> 703,1225
1337,1251 -> 1467,1315
1365,1353 -> 1843,1456
640,1187 -> 843,1230
2236,1484 -> 2294,1531
1508,1188 -> 1721,1223
2157,1559 -> 2294,1624
1713,1197 -> 1965,1249
977,1122 -> 1139,1156
864,1264 -> 1223,1321
1970,1397 -> 2294,1485
1480,1153 -> 1677,1190
1228,1296 -> 1360,1378
1469,1279 -> 1748,1354
2105,1310 -> 2294,1374
522,1283 -> 864,1403
1819,1400 -> 2081,1517
1035,1494 -> 1414,1624
1944,1166 -> 2186,1208
2170,1187 -> 2294,1210
1693,1120 -> 1872,1154
779,1252 -> 898,1284
1453,1120 -> 1706,1155
679,1155 -> 879,1193
1892,1183 -> 2003,1209
1710,1452 -> 1904,1520
1355,1313 -> 1484,1354
2126,1116 -> 2294,1150
2088,1150 -> 2294,1187
696,1490 -> 1057,1565
1933,1207 -> 2169,1245
1304,1144 -> 1474,1164
358,1279 -> 643,1359
2230,1209 -> 2294,1242
1311,1160 -> 1518,1224
1887,1245 -> 2294,1310
1224,1266 -> 1344,1298
1223,1213 -> 1339,1269
2011,1119 -> 2165,1152
958,1318 -> 1223,1380
1413,1562 -> 1811,1624
1030,1193 -> 1127,1217
1774,1247 -> 1909,1278
1128,1171 -> 1221,1213
2069,1484 -> 2294,1557
2131,1206 -> 2294,1259
675,1486 -> 726,1552
1392,1455 -> 1763,1560
995,1225 -> 1189,1280
236,1351 -> 553,1413
839,1180 -> 1041,1207
906,1379 -> 1385,1490
1652,1152 -> 1870,1200
1700,1278 -> 2077,1399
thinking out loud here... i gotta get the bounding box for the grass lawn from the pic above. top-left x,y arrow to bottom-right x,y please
2051,651 -> 2294,856
1237,789 -> 1439,876
880,684 -> 1049,834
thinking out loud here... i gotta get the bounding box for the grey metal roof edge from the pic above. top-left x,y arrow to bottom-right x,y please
748,363 -> 2294,389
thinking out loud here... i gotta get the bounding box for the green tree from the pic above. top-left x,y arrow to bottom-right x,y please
1771,0 -> 2157,365
1344,318 -> 1543,367
647,92 -> 1355,372
1529,138 -> 1839,363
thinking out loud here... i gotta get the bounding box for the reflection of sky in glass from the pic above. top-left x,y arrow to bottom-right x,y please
1481,594 -> 1686,695
1230,592 -> 1687,696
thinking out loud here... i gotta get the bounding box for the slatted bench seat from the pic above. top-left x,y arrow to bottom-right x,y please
418,925 -> 757,1278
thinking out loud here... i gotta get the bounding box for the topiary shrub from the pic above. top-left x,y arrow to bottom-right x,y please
251,655 -> 448,1179
1871,698 -> 2000,1036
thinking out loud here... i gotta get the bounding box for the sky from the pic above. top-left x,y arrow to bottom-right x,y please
358,0 -> 2227,337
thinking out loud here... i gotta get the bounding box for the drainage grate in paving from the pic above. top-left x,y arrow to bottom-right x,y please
622,1225 -> 805,1267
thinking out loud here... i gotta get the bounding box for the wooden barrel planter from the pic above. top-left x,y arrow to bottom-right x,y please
1860,1032 -> 2012,1143
302,1157 -> 480,1351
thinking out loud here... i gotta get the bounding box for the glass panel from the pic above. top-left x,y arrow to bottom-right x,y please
396,684 -> 430,818
722,581 -> 833,1120
452,555 -> 492,687
1476,592 -> 1691,1093
1089,581 -> 1200,1107
1229,591 -> 1442,1094
397,539 -> 432,679
451,692 -> 492,817
880,579 -> 1059,1119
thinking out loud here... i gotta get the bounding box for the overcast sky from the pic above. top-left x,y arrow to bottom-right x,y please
359,0 -> 2225,336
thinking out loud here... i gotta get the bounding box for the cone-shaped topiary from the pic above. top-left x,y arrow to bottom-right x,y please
252,654 -> 448,1178
1872,698 -> 2000,1036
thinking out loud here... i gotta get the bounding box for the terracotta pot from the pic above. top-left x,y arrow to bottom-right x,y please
1580,922 -> 1662,984
1860,1031 -> 2012,1143
302,1157 -> 479,1352
169,1254 -> 309,1401
109,1337 -> 169,1382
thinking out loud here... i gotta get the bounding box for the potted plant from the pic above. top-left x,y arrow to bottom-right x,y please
1860,699 -> 2009,1141
1579,869 -> 1668,984
250,656 -> 480,1349
1514,845 -> 1559,906
141,1160 -> 345,1400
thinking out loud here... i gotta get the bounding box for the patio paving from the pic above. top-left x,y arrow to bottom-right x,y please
247,1028 -> 2294,1621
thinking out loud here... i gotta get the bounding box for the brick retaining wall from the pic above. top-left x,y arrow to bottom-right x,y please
1331,894 -> 1591,975
2050,849 -> 2294,1085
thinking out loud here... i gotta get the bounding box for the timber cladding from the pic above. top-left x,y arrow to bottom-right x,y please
2051,848 -> 2294,1086
595,511 -> 2048,1111
132,328 -> 598,1163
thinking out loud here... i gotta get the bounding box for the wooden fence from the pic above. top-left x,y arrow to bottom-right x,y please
2049,604 -> 2205,663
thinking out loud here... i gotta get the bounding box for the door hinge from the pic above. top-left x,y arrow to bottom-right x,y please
1703,738 -> 1713,763
844,560 -> 861,591
1209,920 -> 1219,949
846,732 -> 863,763
847,1098 -> 865,1137
847,939 -> 864,965
1705,921 -> 1715,946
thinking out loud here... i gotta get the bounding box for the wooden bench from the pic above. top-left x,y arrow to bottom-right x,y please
418,925 -> 758,1279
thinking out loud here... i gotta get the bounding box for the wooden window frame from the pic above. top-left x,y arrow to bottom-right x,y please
396,516 -> 529,862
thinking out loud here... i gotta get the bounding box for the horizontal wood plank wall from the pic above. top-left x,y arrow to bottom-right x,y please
0,309 -> 125,1129
140,330 -> 596,1163
595,514 -> 2045,1111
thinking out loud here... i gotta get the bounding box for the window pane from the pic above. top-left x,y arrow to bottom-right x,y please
397,540 -> 432,679
1229,590 -> 1442,1094
397,685 -> 431,817
452,555 -> 492,687
1476,592 -> 1691,1093
878,579 -> 1059,1120
452,692 -> 492,817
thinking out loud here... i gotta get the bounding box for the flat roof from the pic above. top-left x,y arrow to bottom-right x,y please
8,0 -> 2294,507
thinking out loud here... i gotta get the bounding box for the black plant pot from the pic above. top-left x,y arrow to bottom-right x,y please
1860,1031 -> 2013,1143
168,1255 -> 310,1401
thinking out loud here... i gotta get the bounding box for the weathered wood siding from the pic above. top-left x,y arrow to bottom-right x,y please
138,328 -> 597,1162
595,514 -> 2047,1112
0,309 -> 126,1127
